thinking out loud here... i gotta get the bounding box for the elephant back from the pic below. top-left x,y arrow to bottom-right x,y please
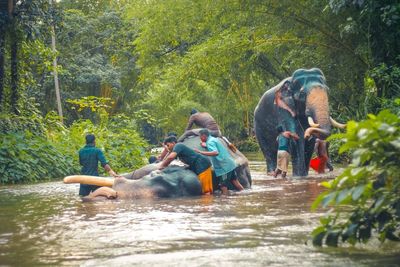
183,135 -> 252,188
291,68 -> 327,93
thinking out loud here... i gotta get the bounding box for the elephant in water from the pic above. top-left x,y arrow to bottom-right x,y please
64,135 -> 251,200
254,68 -> 345,177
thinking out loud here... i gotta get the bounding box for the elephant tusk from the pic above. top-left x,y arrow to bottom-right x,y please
307,116 -> 320,128
63,175 -> 114,187
304,127 -> 330,139
330,116 -> 346,129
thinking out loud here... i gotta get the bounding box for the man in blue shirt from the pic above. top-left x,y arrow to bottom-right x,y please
196,129 -> 244,195
78,134 -> 118,196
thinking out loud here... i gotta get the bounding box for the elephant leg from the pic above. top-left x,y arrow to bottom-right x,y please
304,137 -> 316,173
255,128 -> 276,174
291,138 -> 308,177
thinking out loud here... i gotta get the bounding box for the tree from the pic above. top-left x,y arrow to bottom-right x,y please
0,0 -> 55,114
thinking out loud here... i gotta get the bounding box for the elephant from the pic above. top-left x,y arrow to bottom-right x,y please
254,68 -> 345,177
64,166 -> 202,201
64,134 -> 252,201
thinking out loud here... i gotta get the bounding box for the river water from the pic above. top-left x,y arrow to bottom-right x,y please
0,153 -> 399,266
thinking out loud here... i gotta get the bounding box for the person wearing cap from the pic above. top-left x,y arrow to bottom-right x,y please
160,135 -> 213,194
78,134 -> 118,196
196,129 -> 244,195
177,109 -> 222,142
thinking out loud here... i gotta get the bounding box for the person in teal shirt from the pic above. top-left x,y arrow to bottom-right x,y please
196,129 -> 244,194
273,125 -> 299,178
78,134 -> 118,196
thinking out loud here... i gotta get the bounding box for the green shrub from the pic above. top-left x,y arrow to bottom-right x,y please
0,110 -> 149,183
327,137 -> 351,164
311,107 -> 400,246
236,137 -> 260,152
46,116 -> 148,175
0,114 -> 46,136
0,131 -> 78,183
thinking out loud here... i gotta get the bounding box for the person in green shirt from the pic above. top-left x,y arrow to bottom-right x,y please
78,134 -> 118,196
160,136 -> 213,194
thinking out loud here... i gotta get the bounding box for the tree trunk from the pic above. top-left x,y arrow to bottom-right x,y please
51,25 -> 63,123
0,26 -> 5,106
0,0 -> 10,107
8,0 -> 18,114
10,28 -> 18,114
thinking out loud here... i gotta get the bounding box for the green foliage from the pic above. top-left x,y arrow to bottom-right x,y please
236,137 -> 261,152
0,113 -> 45,136
76,97 -> 112,112
312,104 -> 400,246
46,114 -> 148,175
0,131 -> 78,183
0,107 -> 148,183
326,136 -> 350,164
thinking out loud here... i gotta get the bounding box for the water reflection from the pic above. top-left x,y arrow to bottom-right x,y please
0,159 -> 399,266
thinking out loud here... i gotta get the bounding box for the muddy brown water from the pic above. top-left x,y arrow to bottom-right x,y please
0,153 -> 399,266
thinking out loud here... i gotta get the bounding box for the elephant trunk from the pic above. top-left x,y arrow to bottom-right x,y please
304,86 -> 331,139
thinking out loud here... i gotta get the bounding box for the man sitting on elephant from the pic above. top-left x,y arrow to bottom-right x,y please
160,135 -> 214,194
177,109 -> 222,142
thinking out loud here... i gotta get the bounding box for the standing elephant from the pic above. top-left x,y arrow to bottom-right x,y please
254,68 -> 344,177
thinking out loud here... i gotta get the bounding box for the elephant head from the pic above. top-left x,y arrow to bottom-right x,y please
290,68 -> 345,140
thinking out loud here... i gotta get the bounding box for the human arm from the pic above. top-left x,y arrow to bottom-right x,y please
194,139 -> 219,156
275,90 -> 296,117
195,149 -> 218,157
185,115 -> 195,131
159,152 -> 177,169
103,164 -> 118,177
282,131 -> 299,140
157,146 -> 169,161
97,149 -> 118,177
79,152 -> 83,166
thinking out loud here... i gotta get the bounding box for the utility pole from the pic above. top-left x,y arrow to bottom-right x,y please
50,0 -> 63,123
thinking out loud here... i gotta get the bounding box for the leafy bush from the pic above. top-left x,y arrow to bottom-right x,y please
327,137 -> 350,164
0,131 -> 78,183
0,109 -> 149,183
236,137 -> 260,152
0,113 -> 46,136
46,115 -> 148,175
311,107 -> 400,246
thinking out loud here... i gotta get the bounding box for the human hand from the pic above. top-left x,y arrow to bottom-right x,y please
292,133 -> 300,140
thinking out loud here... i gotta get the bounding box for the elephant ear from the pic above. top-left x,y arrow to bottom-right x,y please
290,68 -> 328,94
